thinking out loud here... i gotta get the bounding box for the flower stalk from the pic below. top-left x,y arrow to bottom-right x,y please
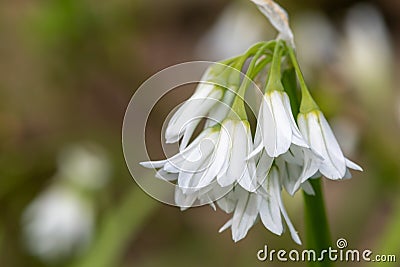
303,179 -> 333,267
285,45 -> 333,267
140,0 -> 362,248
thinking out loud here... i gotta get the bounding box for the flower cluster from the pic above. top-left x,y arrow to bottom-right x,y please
140,40 -> 362,244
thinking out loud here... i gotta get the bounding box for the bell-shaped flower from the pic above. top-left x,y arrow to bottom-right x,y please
297,110 -> 363,179
276,145 -> 323,195
251,40 -> 308,158
141,118 -> 258,195
259,165 -> 302,244
218,165 -> 302,244
252,90 -> 309,158
165,64 -> 240,149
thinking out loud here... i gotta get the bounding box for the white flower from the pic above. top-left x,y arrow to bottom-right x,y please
203,88 -> 236,129
218,186 -> 261,242
22,186 -> 93,262
252,90 -> 309,158
297,110 -> 363,179
141,119 -> 258,194
58,145 -> 110,190
165,82 -> 224,147
165,64 -> 239,150
217,119 -> 258,192
141,127 -> 218,193
259,166 -> 302,245
277,145 -> 323,194
218,165 -> 302,244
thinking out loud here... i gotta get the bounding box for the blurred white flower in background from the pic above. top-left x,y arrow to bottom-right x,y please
292,11 -> 338,77
58,144 -> 111,190
22,186 -> 94,262
22,143 -> 110,262
196,3 -> 267,60
341,3 -> 393,105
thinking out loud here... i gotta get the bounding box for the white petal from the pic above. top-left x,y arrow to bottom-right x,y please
282,93 -> 308,148
259,168 -> 283,235
276,158 -> 302,196
306,112 -> 345,179
238,127 -> 258,192
260,98 -> 276,157
221,121 -> 247,187
267,92 -> 292,156
317,112 -> 347,178
215,188 -> 237,213
182,162 -> 211,194
198,194 -> 216,210
345,158 -> 363,171
141,129 -> 217,172
219,219 -> 233,233
311,171 -> 322,179
254,105 -> 264,148
167,128 -> 214,164
248,143 -> 264,159
174,187 -> 197,210
205,89 -> 235,128
155,169 -> 177,181
139,159 -> 167,169
179,119 -> 200,151
231,189 -> 260,242
301,181 -> 315,195
271,168 -> 302,245
238,167 -> 257,193
281,145 -> 303,166
205,103 -> 228,128
162,162 -> 180,173
177,135 -> 216,192
165,104 -> 185,133
196,125 -> 230,189
191,83 -> 215,99
165,88 -> 223,143
280,205 -> 301,245
299,148 -> 321,183
297,114 -> 310,143
255,151 -> 274,185
169,130 -> 217,170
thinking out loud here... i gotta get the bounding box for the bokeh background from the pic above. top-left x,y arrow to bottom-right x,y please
1,0 -> 399,266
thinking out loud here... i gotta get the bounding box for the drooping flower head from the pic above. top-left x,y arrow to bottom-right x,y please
140,20 -> 363,244
252,41 -> 309,159
165,63 -> 240,149
297,95 -> 363,180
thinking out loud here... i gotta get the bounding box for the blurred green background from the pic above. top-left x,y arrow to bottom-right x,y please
0,0 -> 399,266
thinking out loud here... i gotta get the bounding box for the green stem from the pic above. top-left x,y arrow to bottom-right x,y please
286,44 -> 319,113
250,55 -> 272,79
303,179 -> 332,267
238,43 -> 271,98
268,40 -> 283,81
265,40 -> 285,92
69,186 -> 158,267
230,43 -> 272,120
282,45 -> 332,266
286,45 -> 308,95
